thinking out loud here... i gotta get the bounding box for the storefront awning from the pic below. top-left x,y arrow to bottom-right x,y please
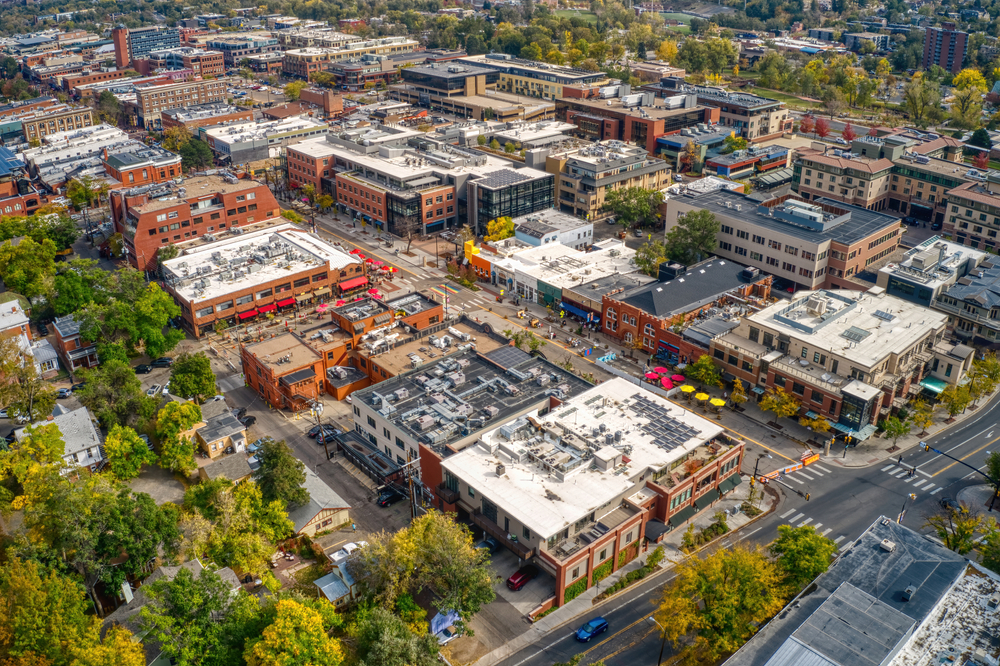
276,297 -> 296,307
668,504 -> 697,527
830,421 -> 853,434
854,424 -> 878,442
919,377 -> 947,395
295,292 -> 312,302
751,386 -> 766,395
238,309 -> 258,320
693,495 -> 712,510
559,301 -> 591,320
258,303 -> 277,314
339,276 -> 369,291
805,411 -> 819,419
717,474 -> 742,495
313,287 -> 331,297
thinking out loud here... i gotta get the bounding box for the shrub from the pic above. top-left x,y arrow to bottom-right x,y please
647,545 -> 665,568
564,577 -> 587,602
593,560 -> 613,582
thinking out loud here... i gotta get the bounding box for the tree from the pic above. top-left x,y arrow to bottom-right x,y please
244,599 -> 344,666
722,135 -> 748,153
169,353 -> 217,402
730,379 -> 747,411
653,545 -> 785,661
77,360 -> 158,429
184,476 -> 234,521
140,567 -> 234,666
477,134 -> 487,146
939,383 -> 972,418
6,361 -> 57,424
924,505 -> 981,555
799,415 -> 831,433
634,239 -> 668,276
970,128 -> 993,150
77,282 -> 183,360
489,138 -> 500,150
155,401 -> 202,474
656,40 -> 678,63
841,122 -> 856,142
798,115 -> 814,135
0,236 -> 57,302
986,451 -> 1000,497
951,87 -> 984,129
665,208 -> 720,265
975,152 -> 991,170
910,398 -> 935,435
162,125 -> 192,152
254,438 -> 309,507
760,388 -> 800,420
179,139 -> 214,171
283,80 -> 307,100
769,525 -> 837,593
687,354 -> 723,389
353,510 -> 495,628
484,216 -> 514,242
96,90 -> 121,125
66,175 -> 100,211
71,626 -> 147,666
104,424 -> 156,481
602,186 -> 664,230
980,518 -> 1000,575
813,117 -> 830,139
881,415 -> 912,448
953,68 -> 988,92
902,74 -> 941,126
354,606 -> 439,666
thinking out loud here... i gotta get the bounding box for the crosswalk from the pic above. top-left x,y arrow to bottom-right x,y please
778,507 -> 855,552
774,463 -> 835,485
878,464 -> 946,495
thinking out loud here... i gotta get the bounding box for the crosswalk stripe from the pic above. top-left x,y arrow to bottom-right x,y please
813,465 -> 833,474
919,470 -> 932,478
798,518 -> 813,526
930,487 -> 943,495
894,471 -> 908,478
840,543 -> 852,552
882,464 -> 896,472
797,471 -> 815,481
813,523 -> 822,530
912,479 -> 930,489
787,475 -> 804,485
833,535 -> 845,543
902,477 -> 916,484
789,512 -> 805,523
780,508 -> 797,519
821,528 -> 833,536
807,468 -> 823,476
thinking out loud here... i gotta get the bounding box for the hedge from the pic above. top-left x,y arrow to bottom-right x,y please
593,560 -> 613,583
564,577 -> 587,602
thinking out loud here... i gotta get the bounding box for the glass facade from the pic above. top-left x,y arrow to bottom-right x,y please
386,191 -> 421,236
475,175 -> 554,231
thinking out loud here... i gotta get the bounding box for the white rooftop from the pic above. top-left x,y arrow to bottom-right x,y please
0,300 -> 29,334
518,242 -> 637,290
163,222 -> 360,303
878,236 -> 988,290
747,287 -> 949,368
491,120 -> 577,145
202,115 -> 328,146
442,378 -> 723,538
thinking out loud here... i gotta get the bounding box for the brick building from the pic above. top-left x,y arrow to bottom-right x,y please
102,143 -> 182,188
140,47 -> 225,79
52,315 -> 98,371
110,174 -> 280,273
160,102 -> 254,132
61,69 -> 133,94
134,77 -> 229,129
20,106 -> 94,143
0,96 -> 58,121
242,334 -> 327,411
923,22 -> 968,75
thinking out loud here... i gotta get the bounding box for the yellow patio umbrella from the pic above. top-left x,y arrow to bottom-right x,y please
680,385 -> 696,393
710,398 -> 726,407
695,393 -> 710,401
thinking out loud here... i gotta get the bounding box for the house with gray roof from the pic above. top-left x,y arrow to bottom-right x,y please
17,406 -> 103,473
193,407 -> 246,460
198,453 -> 252,483
933,262 -> 1000,348
288,466 -> 351,536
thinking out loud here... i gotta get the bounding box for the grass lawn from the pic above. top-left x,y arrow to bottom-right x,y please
666,25 -> 692,34
553,9 -> 598,22
963,156 -> 1000,170
659,11 -> 693,22
745,86 -> 823,110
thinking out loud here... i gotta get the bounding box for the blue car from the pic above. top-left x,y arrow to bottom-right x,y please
575,617 -> 609,642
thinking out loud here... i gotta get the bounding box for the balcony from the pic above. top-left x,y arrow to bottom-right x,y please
543,503 -> 637,563
436,482 -> 459,504
472,508 -> 533,560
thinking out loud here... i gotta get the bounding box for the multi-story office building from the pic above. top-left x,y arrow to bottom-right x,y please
110,174 -> 281,272
876,236 -> 987,306
160,102 -> 254,131
134,78 -> 229,129
923,22 -> 968,74
112,25 -> 181,68
459,53 -> 611,100
202,116 -> 329,165
275,28 -> 360,49
206,36 -> 281,67
145,47 -> 225,78
889,152 -> 971,224
18,105 -> 94,143
944,175 -> 1000,250
664,191 -> 903,291
541,139 -> 671,220
676,85 -> 791,141
282,37 -> 419,79
327,53 -> 427,91
844,32 -> 890,51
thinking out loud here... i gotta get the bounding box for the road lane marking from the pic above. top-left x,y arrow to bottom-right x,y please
509,634 -> 574,666
882,464 -> 896,472
798,518 -> 813,526
812,523 -> 822,530
780,508 -> 797,518
919,470 -> 932,478
821,528 -> 833,536
833,536 -> 845,543
787,476 -> 804,485
735,526 -> 764,543
789,512 -> 805,523
930,487 -> 943,495
813,465 -> 833,474
933,434 -> 1000,476
902,477 -> 916,484
797,471 -> 815,481
918,426 -> 994,470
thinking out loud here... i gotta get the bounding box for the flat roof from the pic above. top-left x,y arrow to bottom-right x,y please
725,518 -> 968,666
442,377 -> 724,538
617,257 -> 758,318
565,95 -> 707,120
746,287 -> 948,368
244,332 -> 321,373
360,321 -> 502,376
131,174 -> 266,215
162,102 -> 248,122
202,115 -> 328,145
878,235 -> 986,290
402,62 -> 495,79
514,209 -> 590,238
162,222 -> 359,303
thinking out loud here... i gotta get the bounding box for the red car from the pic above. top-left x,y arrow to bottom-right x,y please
506,564 -> 539,591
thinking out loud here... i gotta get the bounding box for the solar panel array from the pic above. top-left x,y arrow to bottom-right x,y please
873,309 -> 897,322
484,345 -> 533,370
627,394 -> 702,452
841,326 -> 871,343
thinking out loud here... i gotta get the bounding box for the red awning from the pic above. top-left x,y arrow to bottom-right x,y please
238,309 -> 258,320
276,297 -> 296,307
339,275 -> 369,291
258,303 -> 277,314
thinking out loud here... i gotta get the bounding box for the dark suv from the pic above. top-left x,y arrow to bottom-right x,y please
377,488 -> 405,507
151,357 -> 174,368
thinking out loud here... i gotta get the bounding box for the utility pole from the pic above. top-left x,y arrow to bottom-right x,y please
407,450 -> 418,521
311,400 -> 330,461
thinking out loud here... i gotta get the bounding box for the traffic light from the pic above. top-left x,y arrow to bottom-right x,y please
805,493 -> 810,501
919,441 -> 930,452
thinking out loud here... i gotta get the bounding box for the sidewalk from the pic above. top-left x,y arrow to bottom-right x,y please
472,480 -> 777,666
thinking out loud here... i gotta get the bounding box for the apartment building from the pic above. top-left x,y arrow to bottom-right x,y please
110,174 -> 281,272
206,35 -> 280,67
112,25 -> 181,68
19,105 -> 94,143
160,102 -> 254,132
938,175 -> 1000,250
710,288 -> 964,439
923,22 -> 968,74
144,47 -> 225,78
889,152 -> 971,224
281,37 -> 419,79
844,32 -> 890,51
876,236 -> 988,306
645,81 -> 791,141
275,28 -> 360,49
459,53 -> 611,100
664,191 -> 903,291
134,78 -> 229,129
792,148 -> 894,211
542,139 -> 671,221
247,53 -> 284,75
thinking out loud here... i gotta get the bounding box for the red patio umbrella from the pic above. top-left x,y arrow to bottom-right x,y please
645,372 -> 659,380
335,300 -> 345,306
660,378 -> 674,390
349,248 -> 359,254
653,366 -> 670,373
671,374 -> 686,382
368,288 -> 379,294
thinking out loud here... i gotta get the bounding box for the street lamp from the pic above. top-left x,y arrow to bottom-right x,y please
646,616 -> 667,666
898,493 -> 917,524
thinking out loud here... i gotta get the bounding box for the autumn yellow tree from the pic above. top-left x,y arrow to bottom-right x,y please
244,599 -> 344,666
953,68 -> 988,92
656,40 -> 678,62
71,627 -> 147,666
653,545 -> 785,661
484,216 -> 514,242
760,388 -> 801,421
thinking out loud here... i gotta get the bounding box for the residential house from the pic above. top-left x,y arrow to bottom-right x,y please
287,467 -> 351,536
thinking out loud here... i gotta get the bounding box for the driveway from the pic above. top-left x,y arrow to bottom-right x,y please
129,465 -> 185,505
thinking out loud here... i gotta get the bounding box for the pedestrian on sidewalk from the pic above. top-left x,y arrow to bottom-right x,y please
352,522 -> 356,532
898,455 -> 903,464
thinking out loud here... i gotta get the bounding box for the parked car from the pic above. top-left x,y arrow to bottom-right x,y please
151,357 -> 174,368
163,381 -> 171,396
939,497 -> 961,512
330,541 -> 368,564
146,384 -> 162,397
208,395 -> 227,402
135,364 -> 152,374
308,424 -> 339,439
506,564 -> 539,591
37,323 -> 49,336
377,488 -> 405,507
834,137 -> 849,145
931,221 -> 943,231
0,408 -> 8,418
902,216 -> 919,226
56,388 -> 73,399
475,536 -> 499,553
232,407 -> 247,420
575,617 -> 609,642
246,438 -> 267,454
239,415 -> 257,427
71,382 -> 86,392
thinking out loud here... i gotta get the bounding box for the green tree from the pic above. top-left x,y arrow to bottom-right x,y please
970,127 -> 993,149
986,451 -> 1000,499
0,558 -> 95,666
283,80 -> 307,100
665,208 -> 720,265
924,504 -> 981,555
722,134 -> 748,153
980,517 -> 1000,575
66,175 -> 100,211
601,186 -> 664,229
6,362 -> 57,424
104,424 -> 157,481
687,354 -> 723,389
52,268 -> 95,316
77,282 -> 183,360
653,545 -> 785,662
902,73 -> 941,127
179,139 -> 214,171
939,383 -> 972,418
910,398 -> 935,435
769,525 -> 837,593
484,216 -> 514,242
881,415 -> 912,448
77,360 -> 158,429
244,599 -> 344,666
354,606 -> 439,666
254,437 -> 309,507
0,236 -> 57,302
183,476 -> 234,520
477,134 -> 487,146
155,401 -> 202,474
760,388 -> 801,420
489,138 -> 500,150
140,567 -> 234,666
634,239 -> 668,276
169,353 -> 217,402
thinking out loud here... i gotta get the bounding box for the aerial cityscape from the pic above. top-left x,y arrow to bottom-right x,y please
1,0 -> 1000,664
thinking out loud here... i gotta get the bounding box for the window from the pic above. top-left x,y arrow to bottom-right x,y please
236,294 -> 253,306
218,300 -> 233,311
523,526 -> 531,539
256,288 -> 272,299
395,436 -> 404,449
599,548 -> 607,562
196,306 -> 213,318
367,416 -> 376,427
468,486 -> 475,497
227,209 -> 236,216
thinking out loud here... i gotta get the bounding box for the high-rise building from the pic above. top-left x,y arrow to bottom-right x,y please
922,22 -> 968,74
111,25 -> 181,68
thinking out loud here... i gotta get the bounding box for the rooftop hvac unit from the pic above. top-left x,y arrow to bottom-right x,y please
879,539 -> 895,553
495,463 -> 505,476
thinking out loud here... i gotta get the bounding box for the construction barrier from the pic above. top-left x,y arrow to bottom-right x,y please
800,452 -> 820,466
